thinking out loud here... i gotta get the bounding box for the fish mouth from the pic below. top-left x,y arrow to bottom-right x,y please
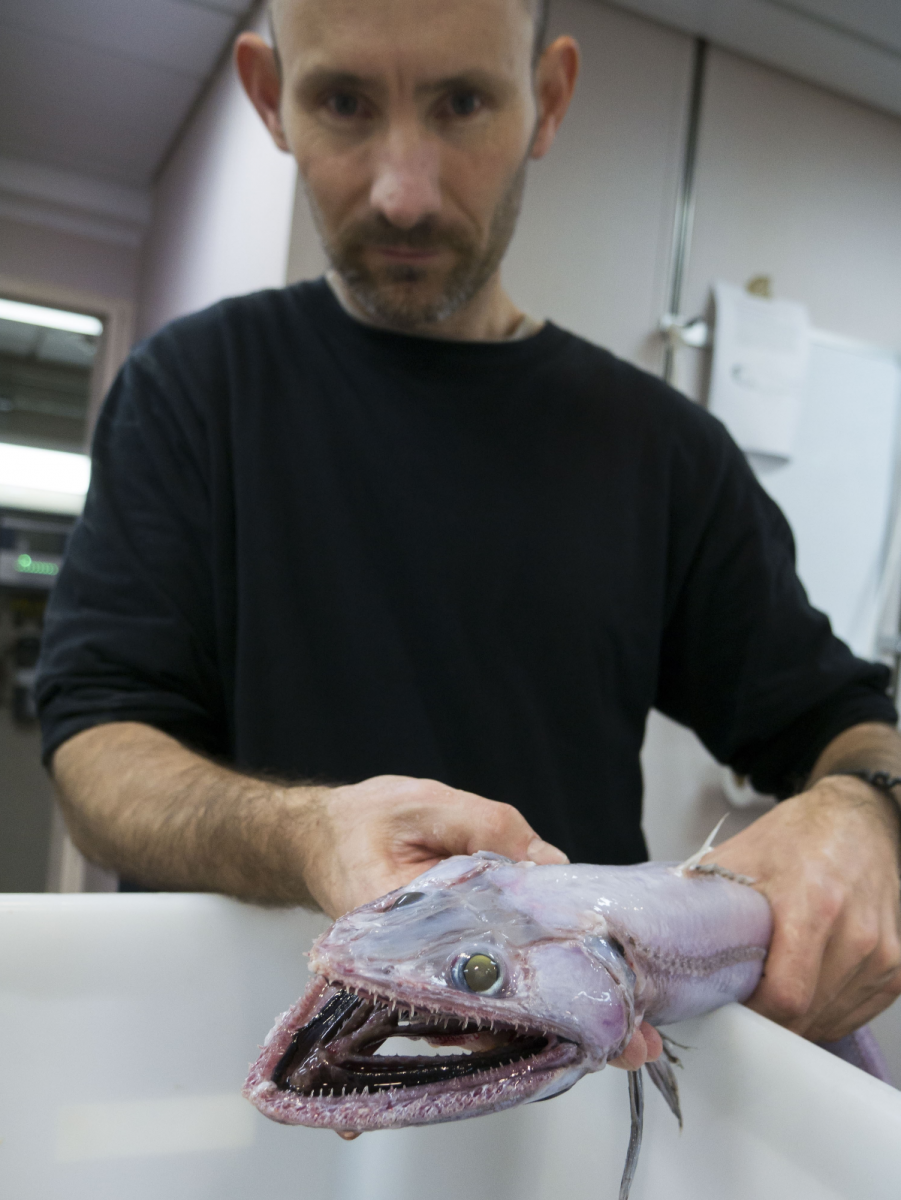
244,977 -> 581,1130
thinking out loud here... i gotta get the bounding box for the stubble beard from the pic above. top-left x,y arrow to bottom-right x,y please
306,158 -> 529,333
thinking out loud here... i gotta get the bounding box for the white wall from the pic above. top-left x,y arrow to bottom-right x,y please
137,7 -> 298,339
503,0 -> 694,373
285,181 -> 328,285
684,47 -> 901,349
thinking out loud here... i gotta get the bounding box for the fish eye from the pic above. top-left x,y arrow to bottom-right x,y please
457,953 -> 502,993
390,891 -> 425,909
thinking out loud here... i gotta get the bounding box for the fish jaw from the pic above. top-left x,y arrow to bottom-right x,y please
243,974 -> 586,1131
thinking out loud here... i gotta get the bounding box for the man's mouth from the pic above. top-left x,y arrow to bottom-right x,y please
376,246 -> 440,261
269,984 -> 566,1098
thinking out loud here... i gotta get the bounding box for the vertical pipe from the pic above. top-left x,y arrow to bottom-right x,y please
663,38 -> 708,385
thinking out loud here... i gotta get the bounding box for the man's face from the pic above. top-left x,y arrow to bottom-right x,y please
271,0 -> 539,330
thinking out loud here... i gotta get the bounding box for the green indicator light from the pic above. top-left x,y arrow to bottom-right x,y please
15,554 -> 59,576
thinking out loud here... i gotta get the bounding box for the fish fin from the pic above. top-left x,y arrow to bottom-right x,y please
677,817 -> 759,885
645,1057 -> 683,1130
677,816 -> 729,875
660,1034 -> 689,1066
619,1069 -> 644,1200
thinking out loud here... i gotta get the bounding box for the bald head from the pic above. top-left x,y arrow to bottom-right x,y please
270,0 -> 550,64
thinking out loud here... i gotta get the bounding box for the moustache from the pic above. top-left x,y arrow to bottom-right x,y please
340,218 -> 473,254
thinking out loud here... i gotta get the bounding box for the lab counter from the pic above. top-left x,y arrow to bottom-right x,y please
1,893 -> 900,1199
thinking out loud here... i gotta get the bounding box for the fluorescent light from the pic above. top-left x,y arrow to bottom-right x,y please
0,298 -> 103,337
0,442 -> 91,515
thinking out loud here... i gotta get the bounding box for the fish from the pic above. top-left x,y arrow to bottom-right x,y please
244,845 -> 890,1198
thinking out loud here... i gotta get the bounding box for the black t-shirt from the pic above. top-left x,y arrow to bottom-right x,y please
36,279 -> 896,865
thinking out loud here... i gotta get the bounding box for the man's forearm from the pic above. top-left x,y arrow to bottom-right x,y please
51,722 -> 571,920
808,721 -> 901,847
809,720 -> 901,811
52,722 -> 321,905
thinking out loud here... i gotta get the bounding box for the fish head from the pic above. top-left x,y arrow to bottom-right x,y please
245,853 -> 636,1131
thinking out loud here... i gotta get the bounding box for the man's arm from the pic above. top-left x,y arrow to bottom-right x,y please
708,721 -> 901,1042
51,722 -> 569,917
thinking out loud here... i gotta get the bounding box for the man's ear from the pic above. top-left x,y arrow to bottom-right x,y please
234,32 -> 290,152
530,36 -> 580,161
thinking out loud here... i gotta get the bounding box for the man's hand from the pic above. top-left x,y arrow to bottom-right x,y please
705,772 -> 901,1043
299,774 -> 568,917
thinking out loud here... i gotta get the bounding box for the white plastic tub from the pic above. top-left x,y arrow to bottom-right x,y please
1,893 -> 900,1200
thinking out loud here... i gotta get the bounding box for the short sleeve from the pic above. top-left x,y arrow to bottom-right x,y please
36,340 -> 230,764
655,419 -> 896,798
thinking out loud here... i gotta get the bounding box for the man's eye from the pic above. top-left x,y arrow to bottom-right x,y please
326,93 -> 362,118
447,92 -> 482,118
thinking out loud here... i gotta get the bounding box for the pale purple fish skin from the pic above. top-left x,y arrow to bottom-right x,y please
245,852 -> 891,1131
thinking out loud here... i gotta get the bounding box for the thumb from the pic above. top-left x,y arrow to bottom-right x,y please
434,790 -> 569,865
525,835 -> 570,865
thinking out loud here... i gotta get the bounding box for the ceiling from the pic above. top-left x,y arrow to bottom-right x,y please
0,0 -> 255,188
0,0 -> 899,251
609,0 -> 901,118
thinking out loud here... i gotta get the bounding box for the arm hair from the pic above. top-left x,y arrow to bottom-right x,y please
52,722 -> 323,906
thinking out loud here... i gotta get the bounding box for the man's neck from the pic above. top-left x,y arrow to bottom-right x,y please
325,271 -> 541,343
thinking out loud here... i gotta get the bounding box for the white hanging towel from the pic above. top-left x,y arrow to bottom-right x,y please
709,281 -> 811,461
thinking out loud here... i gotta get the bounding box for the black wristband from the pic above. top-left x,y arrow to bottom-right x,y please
830,770 -> 901,810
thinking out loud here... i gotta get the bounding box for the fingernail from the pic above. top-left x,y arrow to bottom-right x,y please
526,836 -> 570,865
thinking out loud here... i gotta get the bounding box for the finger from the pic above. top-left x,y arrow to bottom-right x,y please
525,835 -> 570,865
806,987 -> 900,1043
745,890 -> 836,1032
775,893 -> 901,1039
458,798 -> 569,864
642,1022 -> 663,1063
800,949 -> 885,1040
803,946 -> 901,1042
609,1022 -> 661,1070
398,786 -> 569,866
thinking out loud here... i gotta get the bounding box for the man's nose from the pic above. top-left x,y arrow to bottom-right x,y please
369,127 -> 442,229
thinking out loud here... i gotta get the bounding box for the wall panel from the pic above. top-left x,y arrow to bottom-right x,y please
683,47 -> 901,346
503,0 -> 695,372
137,9 -> 297,339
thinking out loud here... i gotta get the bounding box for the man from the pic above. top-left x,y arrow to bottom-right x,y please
37,0 -> 901,1074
